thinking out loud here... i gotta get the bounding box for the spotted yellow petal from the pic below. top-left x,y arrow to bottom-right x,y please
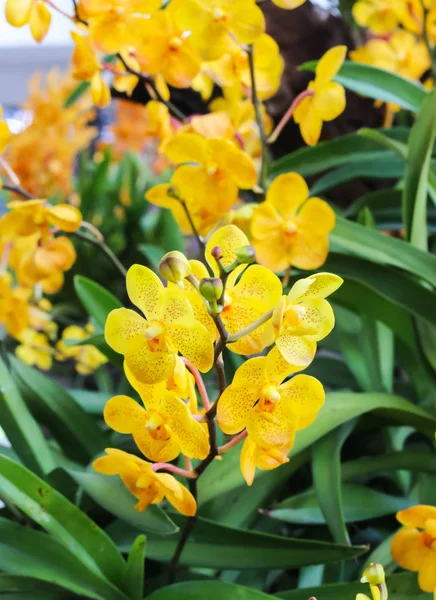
166,320 -> 214,373
206,224 -> 249,273
123,361 -> 163,410
161,392 -> 209,459
265,345 -> 298,383
233,265 -> 282,312
227,0 -> 265,44
272,0 -> 305,7
134,423 -> 181,463
126,264 -> 162,321
275,332 -> 316,367
125,342 -> 176,385
297,298 -> 335,342
266,173 -> 309,220
279,374 -> 325,418
104,395 -> 145,434
93,448 -> 145,475
240,437 -> 257,486
104,307 -> 146,354
160,287 -> 194,325
246,402 -> 296,448
315,45 -> 347,87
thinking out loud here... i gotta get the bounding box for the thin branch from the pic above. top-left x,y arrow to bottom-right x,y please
117,54 -> 186,121
247,45 -> 269,191
218,430 -> 247,455
268,90 -> 315,144
44,0 -> 74,20
182,357 -> 211,411
152,463 -> 197,478
69,230 -> 127,278
178,198 -> 205,254
1,184 -> 33,200
168,478 -> 197,584
227,308 -> 274,343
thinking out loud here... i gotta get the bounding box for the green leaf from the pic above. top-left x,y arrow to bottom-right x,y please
277,572 -> 431,599
74,275 -> 122,331
198,391 -> 436,505
146,581 -> 272,600
331,216 -> 436,287
10,356 -> 107,463
0,575 -> 69,596
403,89 -> 436,248
269,128 -> 409,178
109,515 -> 366,569
124,535 -> 146,600
345,188 -> 402,219
300,60 -> 427,111
342,450 -> 436,480
310,155 -> 404,195
0,518 -> 128,600
70,389 -> 111,415
64,81 -> 90,108
68,468 -> 178,535
312,422 -> 355,544
324,253 -> 436,329
0,356 -> 55,477
0,455 -> 126,588
269,483 -> 413,525
358,127 -> 408,158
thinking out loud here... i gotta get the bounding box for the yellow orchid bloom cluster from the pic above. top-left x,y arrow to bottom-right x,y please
96,223 -> 342,513
4,71 -> 96,199
55,323 -> 108,375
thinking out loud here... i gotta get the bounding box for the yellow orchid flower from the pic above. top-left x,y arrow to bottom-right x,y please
240,434 -> 292,486
217,346 -> 325,451
135,1 -> 202,89
55,324 -> 108,375
173,0 -> 265,61
205,225 -> 283,355
81,0 -> 161,54
0,106 -> 12,154
146,134 -> 256,236
392,505 -> 436,593
252,173 -> 336,273
93,448 -> 196,515
12,233 -> 76,295
5,0 -> 51,43
105,264 -> 214,384
352,0 -> 405,34
268,273 -> 343,366
0,199 -> 82,239
350,30 -> 430,83
293,45 -> 347,146
206,34 -> 284,101
103,386 -> 209,462
71,31 -> 111,109
15,328 -> 52,370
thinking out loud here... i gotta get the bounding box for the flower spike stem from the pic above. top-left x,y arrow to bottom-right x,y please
168,478 -> 197,584
247,44 -> 269,191
1,183 -> 33,200
227,308 -> 274,343
219,430 -> 248,454
0,157 -> 33,199
268,89 -> 315,144
182,357 -> 211,411
70,230 -> 127,278
152,463 -> 197,479
44,0 -> 74,20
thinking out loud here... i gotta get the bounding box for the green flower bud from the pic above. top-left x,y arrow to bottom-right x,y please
361,563 -> 385,586
235,244 -> 256,265
159,251 -> 191,283
199,277 -> 223,302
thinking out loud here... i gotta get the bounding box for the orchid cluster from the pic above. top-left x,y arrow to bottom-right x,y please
95,223 -> 343,514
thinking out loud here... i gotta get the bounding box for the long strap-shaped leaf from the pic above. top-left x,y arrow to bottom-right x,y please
0,456 -> 126,590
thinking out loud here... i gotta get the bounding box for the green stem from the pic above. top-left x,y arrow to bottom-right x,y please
226,308 -> 274,343
71,230 -> 127,278
247,45 -> 269,191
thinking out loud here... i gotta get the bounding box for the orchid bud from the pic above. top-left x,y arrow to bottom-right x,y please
199,277 -> 223,302
159,251 -> 191,283
235,244 -> 255,265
